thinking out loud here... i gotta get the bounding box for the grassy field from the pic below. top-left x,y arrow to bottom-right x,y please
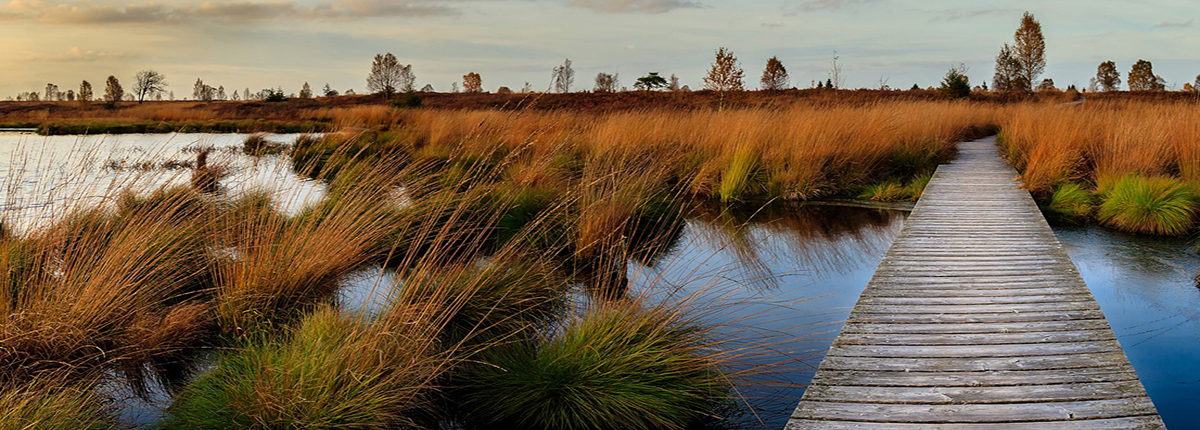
0,94 -> 1197,428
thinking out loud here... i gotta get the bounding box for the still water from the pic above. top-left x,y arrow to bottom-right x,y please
2,133 -> 1197,428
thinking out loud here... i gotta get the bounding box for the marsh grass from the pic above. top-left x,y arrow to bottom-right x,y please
457,299 -> 731,430
1041,182 -> 1095,225
0,381 -> 115,430
1097,174 -> 1197,236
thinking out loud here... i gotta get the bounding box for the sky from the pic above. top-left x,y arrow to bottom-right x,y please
2,0 -> 1198,98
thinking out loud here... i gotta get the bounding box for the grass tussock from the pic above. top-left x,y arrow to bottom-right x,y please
1096,174 -> 1197,236
1041,182 -> 1096,225
457,300 -> 730,430
0,382 -> 114,430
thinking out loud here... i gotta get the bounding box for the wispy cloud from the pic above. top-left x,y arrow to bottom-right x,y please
1155,19 -> 1193,28
4,0 -> 459,25
568,0 -> 705,14
936,7 -> 1013,22
27,46 -> 135,62
785,0 -> 878,15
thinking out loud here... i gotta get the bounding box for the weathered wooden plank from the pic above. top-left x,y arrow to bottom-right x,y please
817,351 -> 1131,372
786,416 -> 1165,429
840,319 -> 1112,334
791,398 -> 1158,423
827,340 -> 1122,358
834,330 -> 1114,346
801,381 -> 1149,404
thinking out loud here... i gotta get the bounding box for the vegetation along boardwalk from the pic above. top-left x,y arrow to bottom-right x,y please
787,136 -> 1165,429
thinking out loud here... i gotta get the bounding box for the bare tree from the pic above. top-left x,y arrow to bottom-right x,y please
828,51 -> 843,89
78,80 -> 93,104
66,90 -> 75,101
1013,12 -> 1046,93
398,64 -> 416,93
133,70 -> 167,103
367,53 -> 405,98
216,86 -> 226,100
594,72 -> 618,93
761,56 -> 789,91
299,82 -> 313,99
463,72 -> 483,93
45,83 -> 60,101
1093,61 -> 1121,92
993,44 -> 1025,92
104,76 -> 123,105
668,74 -> 680,91
322,84 -> 338,97
552,59 -> 575,93
702,47 -> 744,93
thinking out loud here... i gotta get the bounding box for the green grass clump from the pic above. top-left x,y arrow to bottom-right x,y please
1041,182 -> 1095,225
904,173 -> 933,200
1097,174 -> 1198,236
857,179 -> 908,202
718,149 -> 768,202
163,307 -> 443,429
458,302 -> 728,430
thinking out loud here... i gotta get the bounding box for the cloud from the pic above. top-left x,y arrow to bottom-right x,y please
568,0 -> 704,14
787,0 -> 878,13
1155,19 -> 1192,28
28,46 -> 135,62
5,0 -> 460,24
937,7 -> 1013,22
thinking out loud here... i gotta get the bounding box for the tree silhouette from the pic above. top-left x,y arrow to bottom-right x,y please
552,59 -> 575,93
1128,60 -> 1165,91
132,70 -> 167,103
78,81 -> 93,104
104,76 -> 123,105
993,44 -> 1025,92
594,72 -> 618,93
702,47 -> 744,93
938,64 -> 971,98
463,72 -> 483,93
1013,12 -> 1046,92
760,56 -> 789,91
634,72 -> 667,91
367,53 -> 405,98
1093,61 -> 1121,92
299,82 -> 313,99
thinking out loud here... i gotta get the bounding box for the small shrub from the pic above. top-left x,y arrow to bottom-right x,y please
1097,174 -> 1197,235
391,91 -> 423,109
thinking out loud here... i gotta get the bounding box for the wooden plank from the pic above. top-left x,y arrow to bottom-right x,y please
817,351 -> 1131,372
791,398 -> 1158,423
786,416 -> 1165,429
801,381 -> 1149,404
787,136 -> 1163,428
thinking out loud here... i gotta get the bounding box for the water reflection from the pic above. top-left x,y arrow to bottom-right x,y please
1056,226 -> 1200,430
338,203 -> 907,428
0,132 -> 325,231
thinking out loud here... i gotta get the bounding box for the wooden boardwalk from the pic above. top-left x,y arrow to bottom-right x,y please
786,137 -> 1165,429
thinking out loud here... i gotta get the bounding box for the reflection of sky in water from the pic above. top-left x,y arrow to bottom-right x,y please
0,132 -> 325,231
1056,226 -> 1200,430
628,205 -> 907,428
